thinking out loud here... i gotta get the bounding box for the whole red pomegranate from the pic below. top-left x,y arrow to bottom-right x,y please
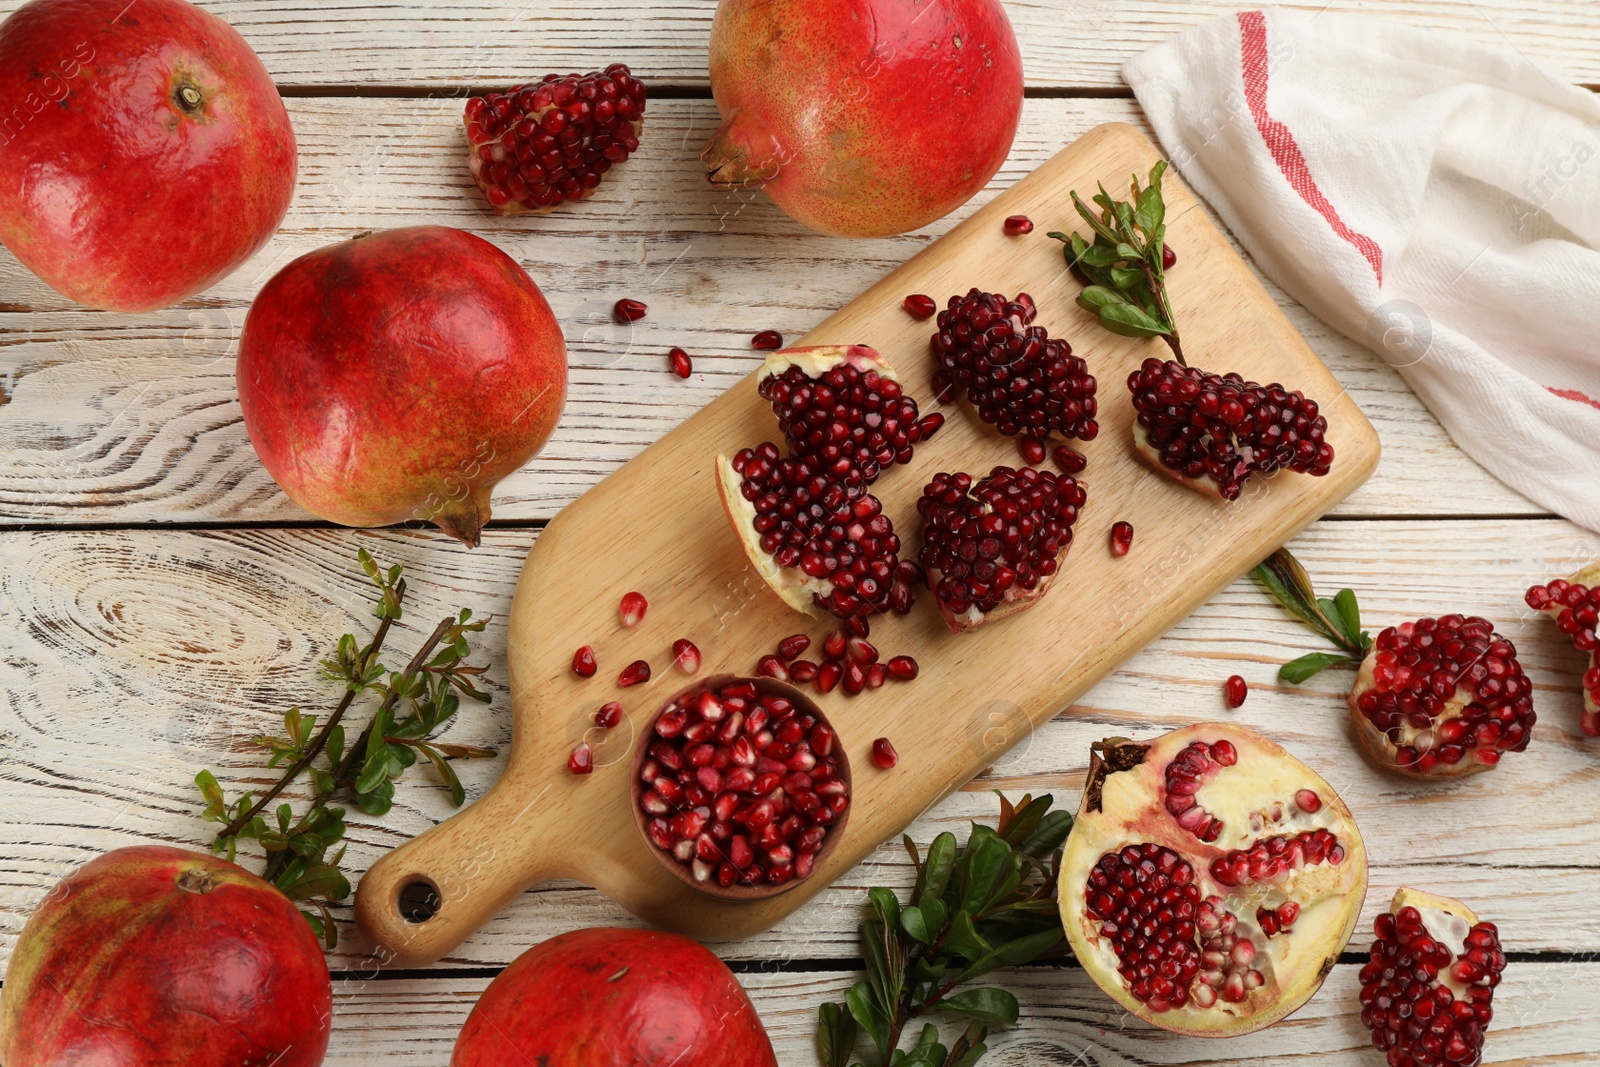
238,226 -> 568,546
703,0 -> 1022,237
452,927 -> 778,1066
0,0 -> 296,312
0,846 -> 331,1066
1059,724 -> 1368,1036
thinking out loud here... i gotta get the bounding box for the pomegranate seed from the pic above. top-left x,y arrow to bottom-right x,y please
1019,435 -> 1046,465
756,655 -> 788,681
844,616 -> 871,638
668,347 -> 692,379
887,656 -> 918,680
866,663 -> 887,689
846,637 -> 878,665
870,737 -> 898,769
1225,675 -> 1248,708
1295,789 -> 1322,814
842,661 -> 866,696
1527,576 -> 1600,737
903,293 -> 937,319
568,743 -> 594,775
1128,358 -> 1333,500
777,634 -> 811,661
618,660 -> 651,687
785,659 -> 816,683
464,66 -> 646,216
572,645 -> 597,677
1162,243 -> 1177,270
822,631 -> 847,662
619,591 -> 648,627
934,289 -> 1097,443
672,638 -> 701,674
932,372 -> 957,404
1003,214 -> 1034,236
815,661 -> 842,694
751,330 -> 784,350
1110,521 -> 1134,557
1053,444 -> 1087,474
613,298 -> 647,323
594,701 -> 624,729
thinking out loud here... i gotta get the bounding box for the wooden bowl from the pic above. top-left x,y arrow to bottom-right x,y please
629,673 -> 852,902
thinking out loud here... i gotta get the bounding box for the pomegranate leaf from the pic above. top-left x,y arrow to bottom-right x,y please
1280,652 -> 1361,684
934,987 -> 1019,1027
816,1002 -> 859,1067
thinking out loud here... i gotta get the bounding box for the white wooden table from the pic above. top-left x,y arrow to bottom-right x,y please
1,2 -> 1597,1063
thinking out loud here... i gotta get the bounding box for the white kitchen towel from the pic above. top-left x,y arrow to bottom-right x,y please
1124,8 -> 1600,531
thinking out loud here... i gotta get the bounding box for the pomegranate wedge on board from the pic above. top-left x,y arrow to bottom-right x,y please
355,124 -> 1380,967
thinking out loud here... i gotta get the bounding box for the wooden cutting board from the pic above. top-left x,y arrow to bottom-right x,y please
355,123 -> 1381,966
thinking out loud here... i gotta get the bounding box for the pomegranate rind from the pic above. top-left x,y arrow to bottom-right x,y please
927,566 -> 1058,634
1131,424 -> 1230,500
1388,886 -> 1479,927
715,454 -> 828,618
1059,723 -> 1367,1037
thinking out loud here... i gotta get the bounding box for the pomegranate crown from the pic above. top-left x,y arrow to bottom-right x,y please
1049,160 -> 1184,364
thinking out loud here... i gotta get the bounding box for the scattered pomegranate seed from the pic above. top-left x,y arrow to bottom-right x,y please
619,591 -> 648,627
751,330 -> 784,350
1020,435 -> 1046,465
672,639 -> 701,675
1053,443 -> 1087,474
866,663 -> 887,689
1295,789 -> 1322,814
903,293 -> 937,319
618,660 -> 651,687
1003,214 -> 1034,236
1162,243 -> 1177,270
777,634 -> 811,661
572,645 -> 597,678
886,656 -> 918,680
842,661 -> 866,696
613,298 -> 647,323
568,743 -> 594,775
756,655 -> 788,681
594,701 -> 624,729
932,372 -> 957,404
815,661 -> 843,694
846,637 -> 878,665
789,660 -> 819,683
871,737 -> 898,769
668,347 -> 692,379
1225,675 -> 1248,708
1110,521 -> 1134,557
844,616 -> 871,638
822,631 -> 847,662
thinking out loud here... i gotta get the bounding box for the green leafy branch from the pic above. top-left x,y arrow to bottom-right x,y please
1048,160 -> 1184,363
817,793 -> 1072,1067
1251,548 -> 1373,683
195,548 -> 496,948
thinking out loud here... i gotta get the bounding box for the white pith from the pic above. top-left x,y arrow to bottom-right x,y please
1059,724 -> 1368,1035
1390,887 -> 1480,1001
715,454 -> 829,618
1130,423 -> 1232,500
760,344 -> 894,383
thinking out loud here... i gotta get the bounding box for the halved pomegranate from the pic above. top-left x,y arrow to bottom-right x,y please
1059,724 -> 1367,1036
1526,561 -> 1600,738
758,345 -> 943,485
916,466 -> 1086,632
1359,888 -> 1505,1067
930,289 -> 1099,448
464,65 -> 645,215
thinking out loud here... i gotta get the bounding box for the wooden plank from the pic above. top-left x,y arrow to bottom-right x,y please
1,519 -> 1596,969
0,1 -> 1589,91
319,964 -> 1597,1064
0,98 -> 1537,525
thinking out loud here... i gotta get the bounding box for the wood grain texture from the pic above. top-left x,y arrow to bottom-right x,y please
0,98 -> 1539,525
0,0 -> 1588,90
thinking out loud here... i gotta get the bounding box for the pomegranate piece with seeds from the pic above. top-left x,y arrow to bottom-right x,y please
1360,888 -> 1505,1067
464,65 -> 646,215
1059,723 -> 1368,1036
758,345 -> 943,485
634,677 -> 849,890
930,289 -> 1099,446
1526,561 -> 1600,737
1128,358 -> 1335,501
917,466 -> 1086,632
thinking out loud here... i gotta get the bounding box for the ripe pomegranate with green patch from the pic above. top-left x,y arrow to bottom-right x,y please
0,846 -> 331,1067
0,0 -> 297,311
452,927 -> 778,1066
1059,724 -> 1367,1036
702,0 -> 1022,237
238,226 -> 567,547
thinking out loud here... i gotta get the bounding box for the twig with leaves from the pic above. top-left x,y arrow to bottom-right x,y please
816,793 -> 1072,1067
195,548 -> 496,947
1048,160 -> 1184,364
1251,548 -> 1373,682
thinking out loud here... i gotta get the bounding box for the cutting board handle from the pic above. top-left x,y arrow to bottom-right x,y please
354,765 -> 565,967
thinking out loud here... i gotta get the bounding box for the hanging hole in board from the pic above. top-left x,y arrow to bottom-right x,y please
398,878 -> 441,923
